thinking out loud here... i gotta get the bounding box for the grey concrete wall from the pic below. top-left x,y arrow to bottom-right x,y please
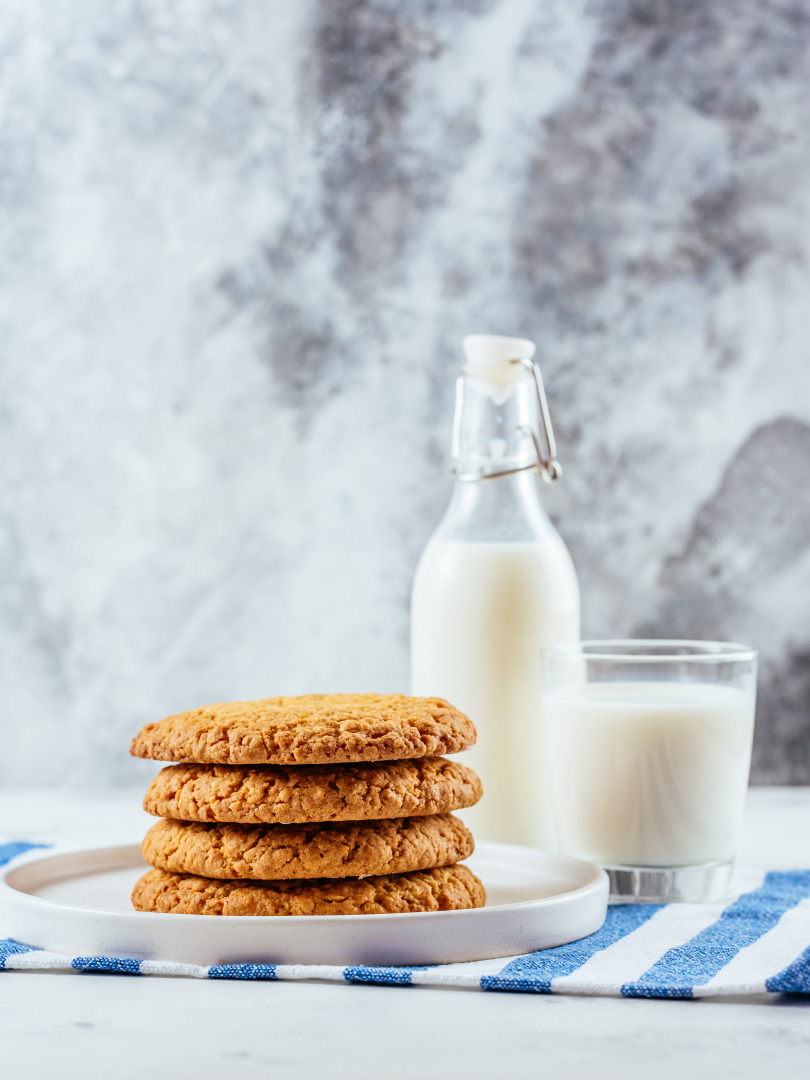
1,0 -> 808,785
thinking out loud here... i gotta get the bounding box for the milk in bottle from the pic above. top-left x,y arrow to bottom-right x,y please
411,335 -> 580,847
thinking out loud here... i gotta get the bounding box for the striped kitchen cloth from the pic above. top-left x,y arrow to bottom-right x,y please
1,842 -> 808,996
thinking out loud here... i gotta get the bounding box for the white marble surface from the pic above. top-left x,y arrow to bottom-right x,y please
1,1 -> 810,789
1,786 -> 808,1079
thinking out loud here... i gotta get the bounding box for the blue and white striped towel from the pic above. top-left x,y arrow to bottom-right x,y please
1,842 -> 808,996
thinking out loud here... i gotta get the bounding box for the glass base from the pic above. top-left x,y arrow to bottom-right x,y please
604,859 -> 734,903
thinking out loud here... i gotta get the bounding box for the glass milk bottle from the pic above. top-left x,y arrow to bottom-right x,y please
411,334 -> 580,848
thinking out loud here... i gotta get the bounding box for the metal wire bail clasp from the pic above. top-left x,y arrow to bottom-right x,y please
515,357 -> 562,483
453,357 -> 563,484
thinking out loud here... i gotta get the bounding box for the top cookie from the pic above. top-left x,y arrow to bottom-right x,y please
130,693 -> 475,767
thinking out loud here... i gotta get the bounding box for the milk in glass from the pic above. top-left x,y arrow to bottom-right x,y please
544,681 -> 755,866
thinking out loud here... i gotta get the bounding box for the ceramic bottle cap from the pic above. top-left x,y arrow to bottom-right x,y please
462,334 -> 536,383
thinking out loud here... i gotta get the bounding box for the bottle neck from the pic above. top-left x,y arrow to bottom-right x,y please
438,471 -> 554,543
436,373 -> 555,544
452,371 -> 538,478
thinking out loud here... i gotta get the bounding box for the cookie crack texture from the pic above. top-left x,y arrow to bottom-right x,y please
141,814 -> 475,881
143,757 -> 482,825
130,694 -> 475,766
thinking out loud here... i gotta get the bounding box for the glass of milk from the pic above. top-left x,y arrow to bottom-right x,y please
543,641 -> 757,902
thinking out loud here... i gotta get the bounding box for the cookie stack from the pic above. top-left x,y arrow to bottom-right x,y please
129,693 -> 486,916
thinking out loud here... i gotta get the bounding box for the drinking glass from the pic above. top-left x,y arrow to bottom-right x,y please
543,641 -> 757,902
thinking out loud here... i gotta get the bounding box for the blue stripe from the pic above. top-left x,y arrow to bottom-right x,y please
481,904 -> 662,993
71,956 -> 142,975
343,966 -> 416,985
209,964 -> 277,980
766,944 -> 810,995
0,939 -> 38,970
623,870 -> 810,998
0,842 -> 50,867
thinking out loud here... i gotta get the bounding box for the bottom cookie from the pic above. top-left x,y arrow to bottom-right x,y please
132,864 -> 486,916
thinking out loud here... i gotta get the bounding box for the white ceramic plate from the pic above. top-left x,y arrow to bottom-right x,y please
0,842 -> 608,967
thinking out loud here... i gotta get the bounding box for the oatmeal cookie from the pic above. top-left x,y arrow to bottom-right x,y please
141,813 -> 474,880
143,757 -> 482,824
131,863 -> 486,916
131,694 -> 474,766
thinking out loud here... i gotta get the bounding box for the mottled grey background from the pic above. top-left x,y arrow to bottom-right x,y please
1,0 -> 808,786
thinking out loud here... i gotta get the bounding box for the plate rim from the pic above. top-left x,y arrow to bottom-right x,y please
0,840 -> 609,926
